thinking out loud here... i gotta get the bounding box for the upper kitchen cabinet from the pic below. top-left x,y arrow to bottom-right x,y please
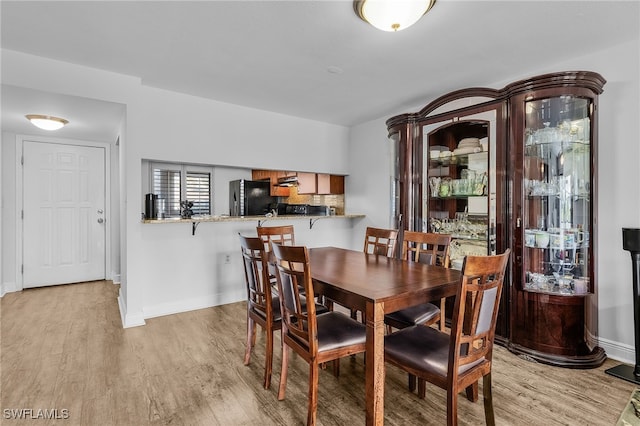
251,169 -> 291,196
387,71 -> 606,368
252,170 -> 345,195
317,174 -> 345,195
296,172 -> 317,194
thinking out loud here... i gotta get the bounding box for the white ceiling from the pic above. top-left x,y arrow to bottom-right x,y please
1,85 -> 126,143
1,0 -> 639,141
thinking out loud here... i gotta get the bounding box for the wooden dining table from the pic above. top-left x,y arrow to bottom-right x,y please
308,246 -> 461,426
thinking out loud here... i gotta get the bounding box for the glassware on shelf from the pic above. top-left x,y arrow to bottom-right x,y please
522,95 -> 591,296
428,176 -> 441,197
438,177 -> 451,197
473,172 -> 488,195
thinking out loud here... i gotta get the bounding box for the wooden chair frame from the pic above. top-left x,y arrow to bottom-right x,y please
363,226 -> 399,258
384,231 -> 453,396
351,226 -> 400,321
239,234 -> 280,389
272,243 -> 366,426
384,249 -> 510,426
256,224 -> 295,251
386,231 -> 453,332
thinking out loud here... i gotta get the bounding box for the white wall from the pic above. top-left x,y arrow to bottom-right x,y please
1,132 -> 17,294
347,119 -> 394,249
1,49 -> 359,328
349,38 -> 640,363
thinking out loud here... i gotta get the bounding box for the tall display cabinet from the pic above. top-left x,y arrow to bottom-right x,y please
387,71 -> 606,367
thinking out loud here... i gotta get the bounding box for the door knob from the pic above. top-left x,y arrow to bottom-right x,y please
97,218 -> 104,224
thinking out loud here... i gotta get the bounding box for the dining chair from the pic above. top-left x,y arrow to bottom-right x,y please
271,242 -> 366,426
383,231 -> 453,397
350,226 -> 400,321
256,224 -> 295,252
384,231 -> 453,333
240,234 -> 329,390
256,224 -> 296,287
257,224 -> 334,311
363,226 -> 399,257
239,234 -> 280,389
384,249 -> 510,426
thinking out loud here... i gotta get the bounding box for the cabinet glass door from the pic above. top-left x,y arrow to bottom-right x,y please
523,96 -> 591,295
422,109 -> 498,270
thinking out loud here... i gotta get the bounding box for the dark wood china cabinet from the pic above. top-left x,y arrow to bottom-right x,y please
387,71 -> 606,368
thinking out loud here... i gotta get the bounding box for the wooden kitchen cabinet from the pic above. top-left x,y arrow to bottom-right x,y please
252,170 -> 345,195
296,172 -> 317,194
251,169 -> 291,196
317,174 -> 345,194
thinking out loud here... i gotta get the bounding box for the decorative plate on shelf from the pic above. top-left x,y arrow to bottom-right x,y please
453,147 -> 482,156
458,137 -> 480,147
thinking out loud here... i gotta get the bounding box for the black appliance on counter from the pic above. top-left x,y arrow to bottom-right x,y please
229,179 -> 276,216
267,203 -> 330,216
145,193 -> 167,219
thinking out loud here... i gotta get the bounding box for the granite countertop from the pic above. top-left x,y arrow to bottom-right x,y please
142,214 -> 365,224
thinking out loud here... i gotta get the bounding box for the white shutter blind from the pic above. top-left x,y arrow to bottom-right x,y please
186,171 -> 211,215
152,167 -> 181,217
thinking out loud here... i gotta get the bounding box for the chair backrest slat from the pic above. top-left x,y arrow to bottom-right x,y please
449,249 -> 510,373
257,225 -> 295,252
363,227 -> 399,258
401,231 -> 452,267
271,243 -> 318,354
239,234 -> 273,318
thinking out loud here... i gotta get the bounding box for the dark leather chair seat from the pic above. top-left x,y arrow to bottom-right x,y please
384,303 -> 440,329
385,325 -> 483,377
316,312 -> 366,351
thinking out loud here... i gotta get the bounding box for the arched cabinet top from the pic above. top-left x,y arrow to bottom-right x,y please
503,70 -> 606,98
386,71 -> 606,131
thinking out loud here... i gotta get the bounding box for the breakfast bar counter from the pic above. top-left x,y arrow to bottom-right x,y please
142,214 -> 366,234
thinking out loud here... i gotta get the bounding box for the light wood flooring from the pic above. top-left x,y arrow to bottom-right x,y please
1,280 -> 636,425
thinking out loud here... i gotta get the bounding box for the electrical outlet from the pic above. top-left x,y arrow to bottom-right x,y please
224,254 -> 231,264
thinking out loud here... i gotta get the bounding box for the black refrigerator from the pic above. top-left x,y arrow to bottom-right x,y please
229,179 -> 276,216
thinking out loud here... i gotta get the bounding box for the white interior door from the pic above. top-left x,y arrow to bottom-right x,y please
22,141 -> 106,288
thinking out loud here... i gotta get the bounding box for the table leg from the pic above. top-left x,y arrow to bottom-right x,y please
365,301 -> 385,426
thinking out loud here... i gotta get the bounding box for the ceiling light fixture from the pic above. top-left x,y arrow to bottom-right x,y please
354,0 -> 436,32
25,114 -> 69,131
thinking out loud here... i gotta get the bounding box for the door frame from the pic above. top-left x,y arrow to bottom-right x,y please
15,135 -> 112,291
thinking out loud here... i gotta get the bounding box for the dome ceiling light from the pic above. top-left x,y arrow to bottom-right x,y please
25,114 -> 69,131
353,0 -> 436,32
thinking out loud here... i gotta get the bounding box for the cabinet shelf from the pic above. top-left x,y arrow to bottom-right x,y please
449,234 -> 487,241
431,195 -> 487,200
525,140 -> 589,149
526,193 -> 590,200
522,286 -> 590,297
430,152 -> 486,167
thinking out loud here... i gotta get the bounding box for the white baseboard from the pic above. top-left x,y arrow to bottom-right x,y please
142,290 -> 245,320
598,336 -> 635,365
117,291 -> 146,328
1,281 -> 18,297
111,273 -> 121,285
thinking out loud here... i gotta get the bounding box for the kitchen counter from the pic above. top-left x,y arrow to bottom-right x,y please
142,214 -> 366,235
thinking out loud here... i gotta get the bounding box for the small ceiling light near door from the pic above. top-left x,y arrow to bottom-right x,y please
25,114 -> 69,131
354,0 -> 436,32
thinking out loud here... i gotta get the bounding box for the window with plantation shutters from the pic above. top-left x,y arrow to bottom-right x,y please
186,171 -> 211,215
152,167 -> 181,217
149,162 -> 213,218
